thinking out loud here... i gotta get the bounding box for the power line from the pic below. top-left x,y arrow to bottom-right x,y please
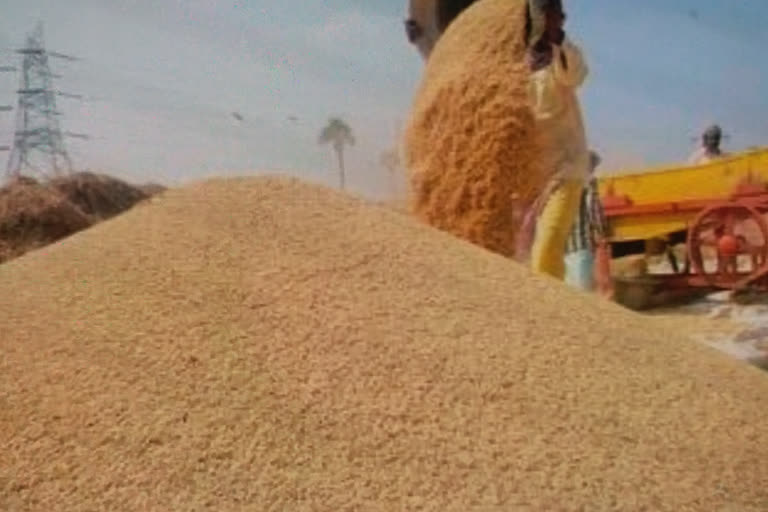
56,90 -> 83,100
48,51 -> 80,62
64,131 -> 90,140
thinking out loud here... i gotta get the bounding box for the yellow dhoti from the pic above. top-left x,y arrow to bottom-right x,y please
529,179 -> 584,280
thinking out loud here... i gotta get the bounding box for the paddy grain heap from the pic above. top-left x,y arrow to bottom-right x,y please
404,0 -> 545,258
1,176 -> 767,511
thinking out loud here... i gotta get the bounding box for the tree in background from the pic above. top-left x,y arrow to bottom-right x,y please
318,118 -> 355,190
379,148 -> 401,199
379,120 -> 405,200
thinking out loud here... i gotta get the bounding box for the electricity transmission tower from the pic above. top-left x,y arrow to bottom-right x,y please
3,22 -> 87,181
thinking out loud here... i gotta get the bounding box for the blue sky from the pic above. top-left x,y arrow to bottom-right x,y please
0,0 -> 767,198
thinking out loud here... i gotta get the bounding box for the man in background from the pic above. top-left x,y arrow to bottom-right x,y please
688,124 -> 728,165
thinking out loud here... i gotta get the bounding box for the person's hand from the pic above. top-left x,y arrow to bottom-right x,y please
528,36 -> 554,71
544,8 -> 566,45
532,37 -> 551,53
548,27 -> 565,45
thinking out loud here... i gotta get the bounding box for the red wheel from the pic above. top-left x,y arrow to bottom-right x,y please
687,202 -> 768,288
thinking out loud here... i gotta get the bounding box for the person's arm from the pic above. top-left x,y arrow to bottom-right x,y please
552,38 -> 588,89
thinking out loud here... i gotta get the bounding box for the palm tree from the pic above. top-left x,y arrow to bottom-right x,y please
319,117 -> 355,190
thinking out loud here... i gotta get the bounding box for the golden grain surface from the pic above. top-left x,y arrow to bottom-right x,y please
1,176 -> 767,511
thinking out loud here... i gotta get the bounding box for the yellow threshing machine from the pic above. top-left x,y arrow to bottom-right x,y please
595,147 -> 768,308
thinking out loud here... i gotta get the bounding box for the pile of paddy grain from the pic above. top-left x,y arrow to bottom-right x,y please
404,0 -> 546,258
1,175 -> 767,511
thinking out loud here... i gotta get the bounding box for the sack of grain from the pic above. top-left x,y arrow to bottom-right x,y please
404,0 -> 547,258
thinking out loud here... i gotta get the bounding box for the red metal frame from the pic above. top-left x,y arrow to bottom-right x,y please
596,175 -> 768,294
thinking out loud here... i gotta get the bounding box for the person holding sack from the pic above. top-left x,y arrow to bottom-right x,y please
526,0 -> 591,281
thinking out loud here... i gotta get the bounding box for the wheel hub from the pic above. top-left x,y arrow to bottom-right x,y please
718,234 -> 740,256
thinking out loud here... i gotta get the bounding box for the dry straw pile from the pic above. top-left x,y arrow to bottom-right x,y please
49,171 -> 156,220
0,176 -> 91,263
0,172 -> 161,264
404,0 -> 546,258
1,176 -> 767,511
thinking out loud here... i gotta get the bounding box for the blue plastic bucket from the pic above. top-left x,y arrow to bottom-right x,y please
564,249 -> 595,291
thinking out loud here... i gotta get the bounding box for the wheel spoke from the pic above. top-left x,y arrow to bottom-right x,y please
720,256 -> 738,275
698,219 -> 722,232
